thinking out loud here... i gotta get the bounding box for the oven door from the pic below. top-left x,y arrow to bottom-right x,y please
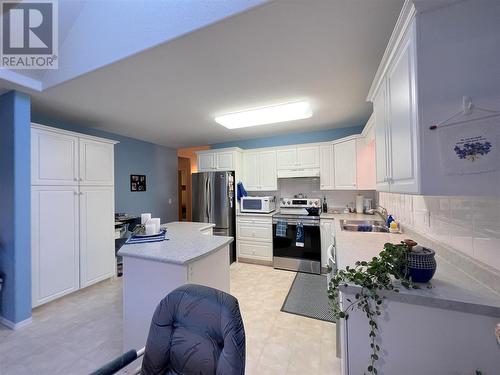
272,219 -> 321,274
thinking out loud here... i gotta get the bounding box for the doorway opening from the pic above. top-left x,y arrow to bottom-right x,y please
177,157 -> 191,221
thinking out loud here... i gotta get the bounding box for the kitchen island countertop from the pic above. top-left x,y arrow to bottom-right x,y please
118,221 -> 233,265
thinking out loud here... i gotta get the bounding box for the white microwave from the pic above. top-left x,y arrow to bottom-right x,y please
240,196 -> 276,213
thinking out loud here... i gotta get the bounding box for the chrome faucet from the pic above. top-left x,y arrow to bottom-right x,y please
378,205 -> 388,222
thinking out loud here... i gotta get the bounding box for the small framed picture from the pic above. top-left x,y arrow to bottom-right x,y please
130,175 -> 146,192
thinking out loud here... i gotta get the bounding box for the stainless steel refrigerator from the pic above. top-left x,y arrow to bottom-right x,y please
192,171 -> 236,263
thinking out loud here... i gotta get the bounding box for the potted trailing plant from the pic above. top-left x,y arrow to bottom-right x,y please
327,241 -> 420,374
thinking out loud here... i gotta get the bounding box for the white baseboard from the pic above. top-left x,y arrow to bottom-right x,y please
0,316 -> 32,330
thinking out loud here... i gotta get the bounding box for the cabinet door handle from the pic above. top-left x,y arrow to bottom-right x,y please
79,177 -> 83,181
73,177 -> 78,181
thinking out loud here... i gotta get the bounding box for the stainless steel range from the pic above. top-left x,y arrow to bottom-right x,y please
272,197 -> 321,274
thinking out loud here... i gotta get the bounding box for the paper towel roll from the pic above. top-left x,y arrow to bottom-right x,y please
356,195 -> 364,214
150,218 -> 161,233
141,213 -> 152,225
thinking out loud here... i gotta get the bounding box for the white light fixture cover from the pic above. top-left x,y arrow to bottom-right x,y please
215,100 -> 312,129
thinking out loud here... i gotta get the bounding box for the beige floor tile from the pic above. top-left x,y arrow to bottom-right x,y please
0,262 -> 340,374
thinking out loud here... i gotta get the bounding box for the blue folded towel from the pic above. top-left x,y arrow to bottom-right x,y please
296,222 -> 304,247
125,229 -> 167,244
237,182 -> 248,202
276,220 -> 287,237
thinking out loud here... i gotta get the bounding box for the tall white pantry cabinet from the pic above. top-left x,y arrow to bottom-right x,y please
31,124 -> 118,307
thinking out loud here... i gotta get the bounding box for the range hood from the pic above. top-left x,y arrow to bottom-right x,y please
277,168 -> 320,178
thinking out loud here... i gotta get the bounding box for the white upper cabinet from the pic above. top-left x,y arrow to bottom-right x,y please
216,152 -> 234,171
334,139 -> 357,190
386,29 -> 418,193
276,148 -> 297,170
31,128 -> 79,185
276,145 -> 320,177
79,138 -> 114,186
374,84 -> 390,192
242,151 -> 260,190
258,150 -> 277,191
242,149 -> 277,191
319,144 -> 334,190
296,145 -> 320,169
198,153 -> 215,171
197,149 -> 240,172
368,18 -> 419,194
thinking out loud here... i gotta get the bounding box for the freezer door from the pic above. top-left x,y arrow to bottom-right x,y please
192,172 -> 215,224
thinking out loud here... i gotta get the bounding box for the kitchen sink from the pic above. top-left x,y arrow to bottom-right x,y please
339,219 -> 389,233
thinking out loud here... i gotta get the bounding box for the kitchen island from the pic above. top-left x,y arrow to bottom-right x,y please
326,213 -> 500,375
118,221 -> 233,351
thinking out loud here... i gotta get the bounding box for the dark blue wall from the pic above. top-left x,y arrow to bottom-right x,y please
0,91 -> 32,324
211,125 -> 364,149
31,114 -> 179,223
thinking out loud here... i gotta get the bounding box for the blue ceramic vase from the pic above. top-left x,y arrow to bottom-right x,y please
406,247 -> 437,283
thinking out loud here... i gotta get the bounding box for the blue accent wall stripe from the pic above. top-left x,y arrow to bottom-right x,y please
0,91 -> 32,324
210,125 -> 364,149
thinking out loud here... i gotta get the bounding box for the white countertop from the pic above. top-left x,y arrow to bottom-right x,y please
117,221 -> 233,265
329,213 -> 500,318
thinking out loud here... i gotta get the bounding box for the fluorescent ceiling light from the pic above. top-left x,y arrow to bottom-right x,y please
215,100 -> 312,129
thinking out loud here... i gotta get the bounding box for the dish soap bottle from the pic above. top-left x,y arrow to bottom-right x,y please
322,196 -> 328,213
389,220 -> 399,233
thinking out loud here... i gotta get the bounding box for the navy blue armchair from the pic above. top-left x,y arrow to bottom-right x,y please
91,284 -> 246,375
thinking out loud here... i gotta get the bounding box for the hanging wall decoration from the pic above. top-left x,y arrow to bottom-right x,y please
431,97 -> 499,176
130,174 -> 146,191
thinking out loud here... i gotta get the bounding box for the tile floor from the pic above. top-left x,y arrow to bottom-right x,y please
0,262 -> 340,375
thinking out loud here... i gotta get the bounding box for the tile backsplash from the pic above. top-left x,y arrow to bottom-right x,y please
248,177 -> 377,210
379,192 -> 500,271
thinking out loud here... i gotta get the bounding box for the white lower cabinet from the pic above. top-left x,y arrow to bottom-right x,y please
79,186 -> 115,288
31,186 -> 80,307
320,218 -> 335,270
236,215 -> 273,263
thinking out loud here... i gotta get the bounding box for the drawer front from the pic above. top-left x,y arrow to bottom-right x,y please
238,241 -> 272,260
237,224 -> 272,242
237,216 -> 272,226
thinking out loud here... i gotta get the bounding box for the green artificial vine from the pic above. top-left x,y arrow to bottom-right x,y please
328,242 -> 419,374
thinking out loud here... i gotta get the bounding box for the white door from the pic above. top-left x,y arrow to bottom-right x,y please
297,146 -> 320,169
276,148 -> 297,170
259,150 -> 277,190
31,186 -> 80,307
320,144 -> 334,190
79,186 -> 115,288
242,151 -> 260,190
373,83 -> 390,192
79,139 -> 114,186
334,140 -> 357,189
216,152 -> 234,171
31,128 -> 78,186
198,153 -> 215,171
387,29 -> 418,193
